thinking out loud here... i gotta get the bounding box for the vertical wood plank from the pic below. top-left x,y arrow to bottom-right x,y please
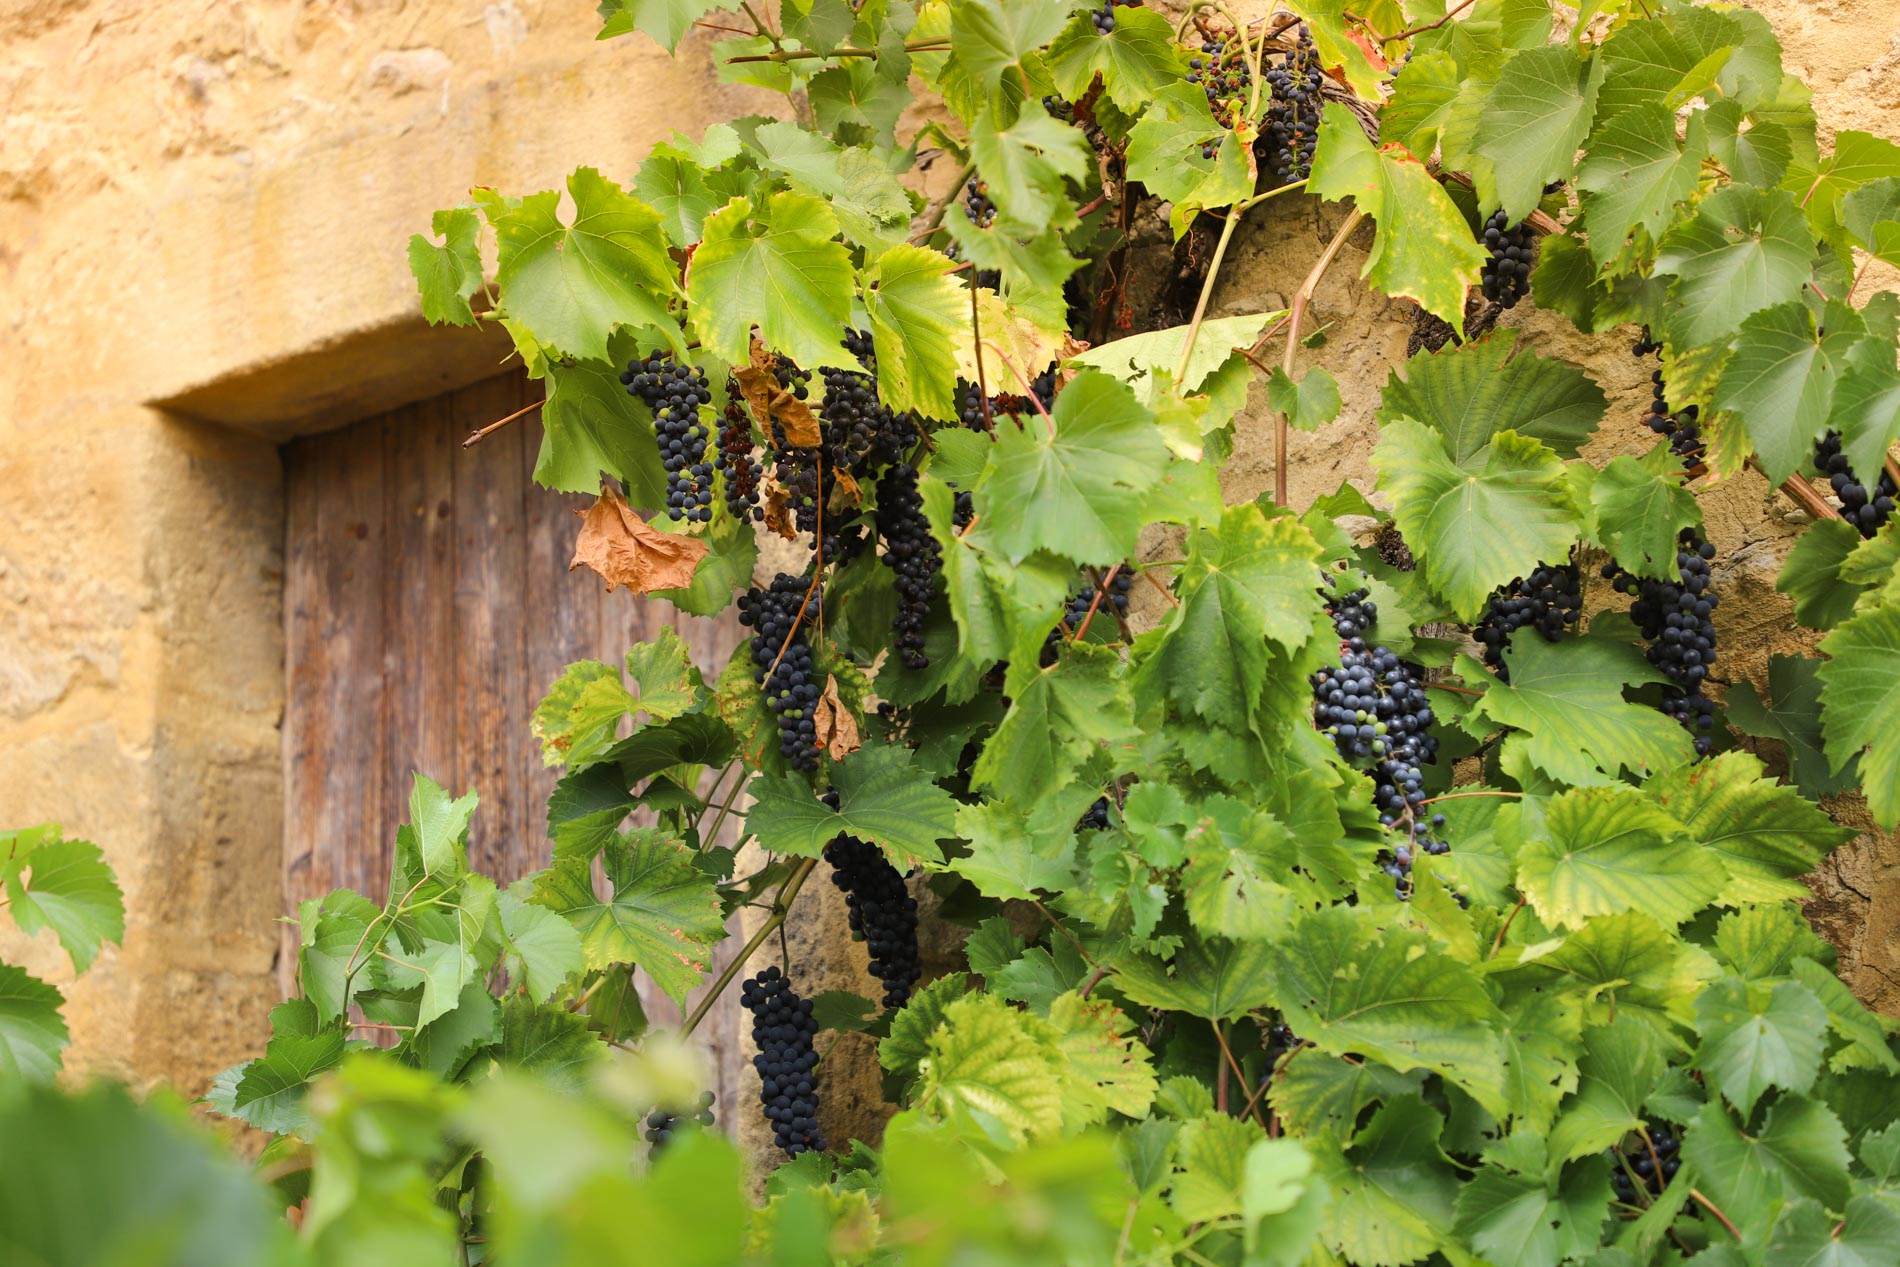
452,375 -> 530,883
383,394 -> 460,867
280,437 -> 325,995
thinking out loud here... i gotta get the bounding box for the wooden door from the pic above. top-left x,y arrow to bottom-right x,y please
281,371 -> 750,1102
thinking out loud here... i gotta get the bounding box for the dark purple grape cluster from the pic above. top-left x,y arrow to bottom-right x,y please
1186,33 -> 1251,124
768,362 -> 826,536
1641,368 -> 1705,469
1263,1021 -> 1305,1068
1479,208 -> 1535,309
1258,27 -> 1322,184
740,966 -> 825,1158
819,335 -> 898,468
1311,582 -> 1444,896
1602,528 -> 1719,757
622,353 -> 714,522
644,1090 -> 715,1156
714,392 -> 764,520
875,464 -> 941,671
1631,327 -> 1662,358
1610,1124 -> 1681,1205
1040,567 -> 1134,665
1076,797 -> 1111,831
824,833 -> 921,1009
1472,563 -> 1582,679
950,485 -> 975,529
964,179 -> 996,229
738,574 -> 824,771
955,365 -> 1057,431
1092,0 -> 1141,35
1814,431 -> 1896,537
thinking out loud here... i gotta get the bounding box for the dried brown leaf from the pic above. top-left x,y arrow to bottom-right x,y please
760,480 -> 799,541
569,484 -> 709,594
813,675 -> 861,761
833,467 -> 862,506
735,339 -> 822,447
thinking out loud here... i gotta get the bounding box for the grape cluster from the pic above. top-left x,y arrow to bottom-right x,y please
1478,208 -> 1535,309
1641,368 -> 1705,469
956,364 -> 1057,431
1609,1125 -> 1682,1204
740,966 -> 825,1158
1259,27 -> 1322,184
1814,431 -> 1896,537
1041,567 -> 1134,664
644,1090 -> 715,1156
738,574 -> 824,771
714,393 -> 764,520
1186,34 -> 1251,123
1310,582 -> 1445,896
964,179 -> 996,229
1603,528 -> 1719,757
1263,1021 -> 1306,1068
1091,0 -> 1141,35
622,354 -> 715,522
1076,797 -> 1111,831
1472,563 -> 1582,679
875,464 -> 941,671
824,833 -> 921,1009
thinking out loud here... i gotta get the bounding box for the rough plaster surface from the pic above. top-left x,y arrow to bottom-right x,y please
3,0 -> 1898,1180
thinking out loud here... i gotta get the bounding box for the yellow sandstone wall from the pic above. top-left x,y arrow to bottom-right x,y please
0,0 -> 766,1091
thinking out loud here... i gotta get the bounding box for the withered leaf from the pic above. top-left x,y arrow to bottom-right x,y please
760,480 -> 799,541
833,467 -> 862,506
735,339 -> 822,447
813,675 -> 861,762
569,484 -> 709,595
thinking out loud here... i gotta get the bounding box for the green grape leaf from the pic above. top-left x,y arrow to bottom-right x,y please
1273,906 -> 1509,1115
531,833 -> 725,1007
1113,930 -> 1278,1020
228,1000 -> 347,1138
972,642 -> 1133,806
1577,103 -> 1708,266
1171,1113 -> 1267,1223
1694,977 -> 1829,1116
1144,505 -> 1326,731
409,981 -> 502,1080
953,798 -> 1078,901
1497,989 -> 1584,1136
1654,184 -> 1814,349
863,244 -> 964,421
1683,1096 -> 1844,1240
969,107 -> 1091,236
2,837 -> 124,975
1479,632 -> 1696,785
976,367 -> 1169,566
408,207 -> 484,326
486,168 -> 678,362
1788,958 -> 1900,1076
1311,1097 -> 1461,1267
1715,301 -> 1864,485
1725,654 -> 1858,799
1453,1151 -> 1612,1267
1181,799 -> 1299,941
1269,1055 -> 1426,1143
1512,785 -> 1723,931
915,993 -> 1065,1146
745,744 -> 956,867
1843,175 -> 1900,266
1378,330 -> 1608,465
1473,46 -> 1606,225
497,995 -> 601,1088
297,889 -> 381,1023
636,140 -> 722,246
531,662 -> 632,768
1047,992 -> 1157,1128
1778,519 -> 1869,631
497,891 -> 585,1004
1647,751 -> 1854,906
1306,104 -> 1488,327
947,0 -> 1069,108
1383,50 -> 1462,160
1817,601 -> 1900,827
810,990 -> 879,1033
1044,5 -> 1183,113
532,344 -> 671,501
597,0 -> 731,48
1373,420 -> 1581,620
0,964 -> 67,1083
1280,0 -> 1385,100
1267,366 -> 1343,432
1790,129 -> 1900,237
879,972 -> 969,1082
1589,446 -> 1701,582
687,191 -> 853,370
747,123 -> 911,250
1767,1196 -> 1900,1267
405,773 -> 478,879
1070,313 -> 1282,394
1828,360 -> 1900,503
377,935 -> 478,1030
1546,1015 -> 1662,1163
650,502 -> 757,616
1124,83 -> 1254,226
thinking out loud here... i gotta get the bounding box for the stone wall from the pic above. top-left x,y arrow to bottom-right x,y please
0,0 -> 766,1091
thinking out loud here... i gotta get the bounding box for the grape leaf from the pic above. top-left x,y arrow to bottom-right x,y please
1479,632 -> 1696,785
1789,129 -> 1900,238
1306,104 -> 1488,327
1816,601 -> 1900,827
404,773 -> 478,879
1714,301 -> 1864,485
915,993 -> 1065,1146
1788,958 -> 1900,1076
1378,331 -> 1608,465
530,833 -> 725,1007
1452,1149 -> 1612,1267
1171,1113 -> 1266,1223
1843,175 -> 1900,267
636,140 -> 722,246
1724,654 -> 1859,800
1647,751 -> 1854,906
977,367 -> 1169,566
596,0 -> 731,48
1124,83 -> 1254,228
1070,313 -> 1282,394
1310,1097 -> 1461,1267
947,0 -> 1069,110
1684,1097 -> 1846,1240
972,642 -> 1133,806
969,108 -> 1091,237
1279,0 -> 1385,100
1383,50 -> 1462,160
1512,785 -> 1723,931
1372,420 -> 1581,620
863,244 -> 964,421
486,168 -> 678,362
1044,5 -> 1183,113
0,964 -> 67,1083
1589,446 -> 1701,582
1272,905 -> 1509,1115
1112,930 -> 1278,1021
747,123 -> 911,250
1047,992 -> 1157,1128
1653,184 -> 1814,349
1827,360 -> 1900,512
879,972 -> 970,1082
1545,1015 -> 1662,1163
532,345 -> 672,503
745,744 -> 956,866
1143,504 -> 1326,731
296,889 -> 381,1023
496,995 -> 600,1088
1577,103 -> 1708,266
1,837 -> 123,975
1778,519 -> 1869,631
687,191 -> 854,371
1767,1196 -> 1900,1267
408,207 -> 484,326
1267,366 -> 1343,432
227,1000 -> 347,1138
497,891 -> 585,1004
1694,978 -> 1828,1116
1473,46 -> 1606,225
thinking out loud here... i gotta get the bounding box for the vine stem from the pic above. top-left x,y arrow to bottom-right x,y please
1417,789 -> 1522,806
1211,1021 -> 1269,1130
1262,208 -> 1366,506
1372,0 -> 1480,43
1070,562 -> 1123,642
682,856 -> 820,1036
1689,1190 -> 1742,1241
726,38 -> 948,64
1138,565 -> 1181,608
464,400 -> 543,448
1424,680 -> 1484,697
1170,181 -> 1308,387
980,339 -> 1055,437
703,766 -> 751,846
909,160 -> 977,244
1033,900 -> 1099,968
1489,896 -> 1528,958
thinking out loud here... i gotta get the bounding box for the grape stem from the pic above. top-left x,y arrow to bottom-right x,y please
908,160 -> 977,244
1257,207 -> 1366,507
726,38 -> 949,64
1070,562 -> 1124,643
1211,1021 -> 1270,1130
682,856 -> 820,1037
1170,179 -> 1310,389
1489,896 -> 1528,958
1689,1190 -> 1742,1241
1370,0 -> 1481,43
463,399 -> 543,448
